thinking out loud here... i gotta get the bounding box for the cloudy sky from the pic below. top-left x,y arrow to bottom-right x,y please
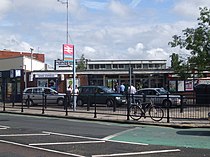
0,0 -> 209,66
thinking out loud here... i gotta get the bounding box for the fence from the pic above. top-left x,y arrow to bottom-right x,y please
1,93 -> 210,123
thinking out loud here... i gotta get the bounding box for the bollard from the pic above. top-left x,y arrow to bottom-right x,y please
113,98 -> 116,112
87,95 -> 90,111
208,112 -> 210,121
180,95 -> 183,113
127,93 -> 130,120
27,95 -> 30,108
94,93 -> 97,118
166,92 -> 170,123
65,95 -> 68,116
42,94 -> 45,114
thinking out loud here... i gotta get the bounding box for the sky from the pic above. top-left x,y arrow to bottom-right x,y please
0,0 -> 209,67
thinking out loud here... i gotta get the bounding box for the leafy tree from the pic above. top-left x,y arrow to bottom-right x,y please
76,54 -> 86,70
169,7 -> 210,76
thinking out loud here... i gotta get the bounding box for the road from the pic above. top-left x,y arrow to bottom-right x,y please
0,113 -> 209,157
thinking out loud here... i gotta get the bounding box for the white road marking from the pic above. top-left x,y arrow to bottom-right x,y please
0,133 -> 50,137
92,149 -> 181,157
43,131 -> 104,141
29,140 -> 105,146
0,125 -> 10,129
0,139 -> 85,157
102,127 -> 148,146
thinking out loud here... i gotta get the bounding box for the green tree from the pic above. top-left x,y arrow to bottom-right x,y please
76,54 -> 86,70
169,7 -> 210,76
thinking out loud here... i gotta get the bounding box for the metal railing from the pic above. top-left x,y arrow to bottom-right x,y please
1,93 -> 210,123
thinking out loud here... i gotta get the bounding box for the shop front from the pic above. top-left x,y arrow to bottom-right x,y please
0,69 -> 24,102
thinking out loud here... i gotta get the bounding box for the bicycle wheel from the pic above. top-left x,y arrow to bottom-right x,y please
149,106 -> 164,122
129,105 -> 143,121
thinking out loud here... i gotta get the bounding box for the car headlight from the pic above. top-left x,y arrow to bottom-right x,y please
115,97 -> 121,100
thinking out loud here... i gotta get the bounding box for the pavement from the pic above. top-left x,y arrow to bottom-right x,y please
1,103 -> 210,128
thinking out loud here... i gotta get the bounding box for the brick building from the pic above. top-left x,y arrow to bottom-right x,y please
0,50 -> 45,63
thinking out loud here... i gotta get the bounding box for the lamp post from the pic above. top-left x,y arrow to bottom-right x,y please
57,0 -> 69,44
30,48 -> 34,72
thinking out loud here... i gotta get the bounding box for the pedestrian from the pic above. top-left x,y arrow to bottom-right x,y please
114,82 -> 120,93
120,82 -> 125,95
128,84 -> 136,103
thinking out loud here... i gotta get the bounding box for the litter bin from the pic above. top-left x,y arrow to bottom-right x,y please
194,84 -> 209,104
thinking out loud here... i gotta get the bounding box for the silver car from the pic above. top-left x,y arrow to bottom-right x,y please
23,87 -> 66,106
134,88 -> 185,107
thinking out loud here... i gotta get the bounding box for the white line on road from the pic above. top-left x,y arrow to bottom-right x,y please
0,125 -> 10,129
29,140 -> 105,146
0,133 -> 50,137
92,149 -> 181,157
102,127 -> 148,146
43,131 -> 104,141
0,139 -> 85,157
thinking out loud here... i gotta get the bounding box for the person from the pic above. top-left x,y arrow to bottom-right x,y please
114,82 -> 120,93
120,82 -> 125,95
128,84 -> 136,103
67,85 -> 73,95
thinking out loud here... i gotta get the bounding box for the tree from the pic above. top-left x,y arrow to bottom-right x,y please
169,7 -> 210,76
76,54 -> 86,70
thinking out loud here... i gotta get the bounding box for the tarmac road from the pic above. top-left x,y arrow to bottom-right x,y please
0,113 -> 209,157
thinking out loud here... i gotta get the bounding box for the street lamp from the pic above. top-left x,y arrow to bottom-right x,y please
57,0 -> 69,44
30,48 -> 34,71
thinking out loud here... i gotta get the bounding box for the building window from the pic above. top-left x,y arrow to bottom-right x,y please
113,64 -> 118,69
143,64 -> 148,69
89,65 -> 93,69
136,64 -> 142,69
100,64 -> 105,69
106,64 -> 111,69
95,64 -> 99,69
149,64 -> 153,69
125,64 -> 129,69
155,64 -> 160,69
119,64 -> 124,69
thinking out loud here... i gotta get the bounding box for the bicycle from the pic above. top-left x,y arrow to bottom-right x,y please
129,99 -> 164,122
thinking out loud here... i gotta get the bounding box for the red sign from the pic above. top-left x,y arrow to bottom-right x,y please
63,44 -> 74,62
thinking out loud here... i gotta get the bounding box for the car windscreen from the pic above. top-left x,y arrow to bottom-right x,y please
101,87 -> 115,93
156,88 -> 169,95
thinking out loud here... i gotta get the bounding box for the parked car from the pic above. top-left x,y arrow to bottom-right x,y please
134,88 -> 185,107
23,87 -> 66,106
77,86 -> 127,107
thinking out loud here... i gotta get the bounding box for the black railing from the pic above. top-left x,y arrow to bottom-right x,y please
1,93 -> 210,122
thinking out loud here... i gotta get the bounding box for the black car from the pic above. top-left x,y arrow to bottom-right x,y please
76,86 -> 127,107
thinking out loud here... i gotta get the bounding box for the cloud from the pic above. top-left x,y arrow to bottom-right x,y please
129,0 -> 142,8
108,0 -> 131,17
0,0 -> 12,20
173,0 -> 210,18
0,35 -> 32,52
82,0 -> 107,10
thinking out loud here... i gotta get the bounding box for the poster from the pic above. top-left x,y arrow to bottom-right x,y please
185,80 -> 193,91
178,81 -> 185,91
169,80 -> 176,92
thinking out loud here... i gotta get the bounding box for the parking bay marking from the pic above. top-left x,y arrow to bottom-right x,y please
0,125 -> 10,129
0,133 -> 51,137
0,130 -> 181,157
30,140 -> 105,146
0,139 -> 85,157
92,149 -> 181,157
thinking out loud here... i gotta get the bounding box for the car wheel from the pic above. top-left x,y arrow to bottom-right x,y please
25,99 -> 34,106
163,100 -> 172,108
57,98 -> 64,106
77,99 -> 84,106
106,99 -> 114,107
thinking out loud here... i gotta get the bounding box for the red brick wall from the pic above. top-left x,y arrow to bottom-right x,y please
0,50 -> 45,62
